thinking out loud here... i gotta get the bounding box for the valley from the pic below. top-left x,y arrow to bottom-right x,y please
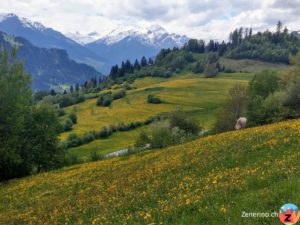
62,71 -> 252,158
1,5 -> 300,225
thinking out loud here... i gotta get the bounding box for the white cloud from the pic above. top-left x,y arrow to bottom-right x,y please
1,0 -> 300,41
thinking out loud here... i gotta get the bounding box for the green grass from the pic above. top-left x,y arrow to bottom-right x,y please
61,61 -> 290,159
69,126 -> 147,160
62,72 -> 256,158
219,58 -> 289,73
1,119 -> 299,224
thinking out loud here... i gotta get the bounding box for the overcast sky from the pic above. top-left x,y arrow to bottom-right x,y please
1,0 -> 300,40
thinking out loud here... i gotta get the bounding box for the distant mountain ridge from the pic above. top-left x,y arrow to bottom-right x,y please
0,31 -> 102,90
0,13 -> 107,72
84,25 -> 189,68
0,13 -> 190,74
66,31 -> 102,45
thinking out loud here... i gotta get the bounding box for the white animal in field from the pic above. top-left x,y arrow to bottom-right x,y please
235,117 -> 247,130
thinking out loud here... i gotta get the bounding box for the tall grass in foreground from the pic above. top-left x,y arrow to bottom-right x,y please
0,119 -> 299,224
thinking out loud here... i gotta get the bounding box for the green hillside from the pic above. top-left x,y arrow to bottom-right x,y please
62,71 -> 251,158
61,67 -> 285,159
1,119 -> 299,224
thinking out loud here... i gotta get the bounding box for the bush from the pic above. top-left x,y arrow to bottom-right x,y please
59,95 -> 74,107
113,90 -> 126,100
147,94 -> 162,104
63,119 -> 73,131
224,68 -> 236,73
169,110 -> 201,135
151,121 -> 173,148
97,93 -> 114,107
98,127 -> 113,138
214,84 -> 249,132
96,90 -> 126,107
171,126 -> 186,144
170,56 -> 187,71
58,94 -> 85,108
90,151 -> 105,161
75,95 -> 85,104
123,83 -> 133,90
117,122 -> 128,131
67,134 -> 81,147
57,108 -> 66,117
135,131 -> 151,148
204,63 -> 218,78
192,62 -> 204,74
69,112 -> 77,124
64,153 -> 82,166
81,132 -> 96,144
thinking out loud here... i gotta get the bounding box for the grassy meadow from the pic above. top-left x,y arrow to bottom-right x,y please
1,119 -> 299,224
62,71 -> 256,158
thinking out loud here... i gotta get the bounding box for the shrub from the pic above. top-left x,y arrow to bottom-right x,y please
75,95 -> 85,104
214,84 -> 249,132
67,134 -> 81,147
117,122 -> 128,131
170,56 -> 187,71
81,132 -> 96,144
113,90 -> 126,100
151,121 -> 172,148
171,126 -> 186,144
64,153 -> 82,166
123,83 -> 133,90
147,94 -> 162,104
57,108 -> 66,117
63,119 -> 73,131
204,63 -> 218,78
69,112 -> 77,124
97,93 -> 114,107
169,110 -> 201,135
90,151 -> 105,161
135,131 -> 151,148
59,95 -> 74,107
224,68 -> 236,73
192,62 -> 204,74
98,127 -> 112,138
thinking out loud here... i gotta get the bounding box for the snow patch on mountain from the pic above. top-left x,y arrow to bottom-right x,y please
66,31 -> 102,44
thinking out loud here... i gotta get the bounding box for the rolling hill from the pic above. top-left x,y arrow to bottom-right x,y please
1,118 -> 299,224
59,59 -> 289,159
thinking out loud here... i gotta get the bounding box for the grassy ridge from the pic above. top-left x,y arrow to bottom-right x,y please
1,119 -> 299,224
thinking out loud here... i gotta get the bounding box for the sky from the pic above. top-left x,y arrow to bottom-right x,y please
1,0 -> 300,41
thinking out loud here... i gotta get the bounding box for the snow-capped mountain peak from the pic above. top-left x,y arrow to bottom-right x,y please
93,24 -> 189,48
0,13 -> 46,31
84,24 -> 189,71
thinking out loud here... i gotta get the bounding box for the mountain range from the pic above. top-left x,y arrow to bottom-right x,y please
0,31 -> 102,90
0,13 -> 107,72
84,25 -> 189,68
0,13 -> 189,88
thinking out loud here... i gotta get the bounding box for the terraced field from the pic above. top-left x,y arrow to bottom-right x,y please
1,119 -> 299,224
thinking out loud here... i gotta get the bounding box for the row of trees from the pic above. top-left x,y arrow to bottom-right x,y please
0,48 -> 65,181
109,56 -> 154,79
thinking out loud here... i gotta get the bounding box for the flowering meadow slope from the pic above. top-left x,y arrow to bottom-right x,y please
1,119 -> 300,224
